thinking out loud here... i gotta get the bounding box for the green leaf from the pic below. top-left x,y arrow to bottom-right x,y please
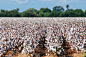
10,37 -> 11,39
56,54 -> 57,56
77,47 -> 79,50
83,51 -> 84,53
55,34 -> 56,35
57,48 -> 60,50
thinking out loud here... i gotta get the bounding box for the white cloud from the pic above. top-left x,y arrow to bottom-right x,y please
1,0 -> 29,4
51,0 -> 81,5
5,2 -> 11,4
58,0 -> 71,4
10,0 -> 29,4
0,0 -> 84,4
40,0 -> 54,1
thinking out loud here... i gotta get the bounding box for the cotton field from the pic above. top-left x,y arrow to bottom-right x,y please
0,17 -> 86,57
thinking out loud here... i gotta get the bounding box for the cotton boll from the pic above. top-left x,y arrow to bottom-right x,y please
22,49 -> 25,54
19,47 -> 21,50
48,54 -> 50,56
31,54 -> 33,57
0,53 -> 3,56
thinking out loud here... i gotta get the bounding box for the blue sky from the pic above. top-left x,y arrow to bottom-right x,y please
0,0 -> 86,12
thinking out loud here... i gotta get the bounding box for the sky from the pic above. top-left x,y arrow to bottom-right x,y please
0,0 -> 86,12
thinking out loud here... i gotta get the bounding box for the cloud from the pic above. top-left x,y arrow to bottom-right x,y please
10,0 -> 29,4
5,2 -> 11,4
1,0 -> 55,4
51,0 -> 81,5
1,0 -> 84,4
40,0 -> 54,1
1,0 -> 29,4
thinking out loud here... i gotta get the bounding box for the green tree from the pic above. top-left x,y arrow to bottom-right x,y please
66,5 -> 69,10
74,9 -> 84,17
1,9 -> 5,12
66,11 -> 75,17
39,8 -> 51,13
38,12 -> 44,17
66,9 -> 74,12
44,12 -> 50,17
17,8 -> 19,12
53,6 -> 64,12
60,12 -> 68,17
23,12 -> 37,17
19,11 -> 26,17
25,8 -> 38,16
74,9 -> 83,13
26,8 -> 38,12
84,10 -> 86,17
49,12 -> 61,17
65,9 -> 75,17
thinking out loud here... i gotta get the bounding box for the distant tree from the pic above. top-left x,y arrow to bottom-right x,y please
23,12 -> 37,17
48,12 -> 61,17
85,10 -> 86,13
84,10 -> 86,17
66,5 -> 69,10
0,12 -> 7,17
67,11 -> 75,17
53,6 -> 64,12
44,12 -> 50,17
0,6 -> 85,17
26,8 -> 38,12
25,8 -> 38,16
74,9 -> 83,13
66,9 -> 74,12
68,9 -> 73,11
39,8 -> 51,13
19,11 -> 26,17
65,9 -> 75,17
48,12 -> 55,17
38,12 -> 44,17
74,9 -> 84,17
17,8 -> 19,12
60,12 -> 68,17
1,9 -> 5,12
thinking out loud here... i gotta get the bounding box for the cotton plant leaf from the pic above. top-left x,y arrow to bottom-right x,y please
57,48 -> 60,50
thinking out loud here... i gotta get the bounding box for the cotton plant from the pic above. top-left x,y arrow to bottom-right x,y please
45,26 -> 63,55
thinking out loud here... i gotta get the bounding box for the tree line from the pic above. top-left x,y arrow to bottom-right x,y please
0,5 -> 86,17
